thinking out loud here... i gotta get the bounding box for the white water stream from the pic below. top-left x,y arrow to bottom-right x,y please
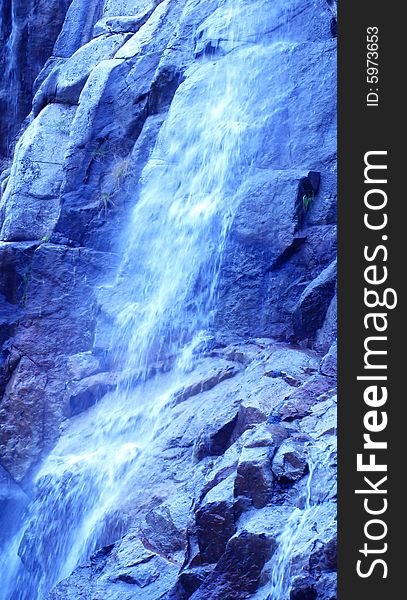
265,442 -> 336,600
1,0 -> 20,153
0,2 -> 275,598
267,455 -> 317,599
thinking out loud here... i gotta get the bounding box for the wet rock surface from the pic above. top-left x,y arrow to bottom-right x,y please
41,343 -> 336,599
0,0 -> 336,598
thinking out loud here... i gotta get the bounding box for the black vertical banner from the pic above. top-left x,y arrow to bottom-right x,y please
338,1 -> 404,598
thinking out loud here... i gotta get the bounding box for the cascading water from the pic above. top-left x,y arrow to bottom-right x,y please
266,442 -> 336,600
0,0 -> 21,156
0,2 -> 273,598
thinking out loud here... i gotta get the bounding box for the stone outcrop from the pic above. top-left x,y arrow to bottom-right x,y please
0,0 -> 337,598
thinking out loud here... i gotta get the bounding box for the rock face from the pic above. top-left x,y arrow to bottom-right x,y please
0,0 -> 337,599
0,0 -> 73,158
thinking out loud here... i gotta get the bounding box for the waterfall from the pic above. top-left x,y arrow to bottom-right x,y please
0,2 -> 272,598
1,0 -> 21,156
266,442 -> 335,600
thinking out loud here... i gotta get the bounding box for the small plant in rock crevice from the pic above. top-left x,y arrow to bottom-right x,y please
92,146 -> 111,163
302,191 -> 314,212
111,158 -> 131,188
19,269 -> 32,307
98,192 -> 116,216
47,118 -> 70,136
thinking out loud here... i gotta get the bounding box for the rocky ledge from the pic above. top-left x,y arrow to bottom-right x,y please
44,339 -> 337,599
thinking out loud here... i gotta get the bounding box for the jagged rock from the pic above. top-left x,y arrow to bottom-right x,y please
140,497 -> 190,560
194,409 -> 239,461
279,375 -> 334,421
96,0 -> 144,19
49,534 -> 180,599
111,566 -> 160,587
272,437 -> 309,483
217,171 -> 295,336
35,33 -> 130,109
115,0 -> 175,59
217,179 -> 336,343
50,4 -> 180,250
52,0 -> 102,60
0,329 -> 21,396
0,241 -> 37,305
233,364 -> 295,438
0,356 -> 49,481
197,460 -> 240,509
320,340 -> 337,378
176,565 -> 215,597
292,260 -> 337,342
93,7 -> 155,37
190,475 -> 238,568
265,370 -> 301,387
307,171 -> 337,226
316,290 -> 337,353
290,577 -> 317,599
67,352 -> 102,381
0,168 -> 11,198
0,243 -> 118,481
172,364 -> 239,405
249,501 -> 337,599
195,499 -> 236,564
148,63 -> 183,115
234,445 -> 274,509
67,371 -> 118,417
300,397 -> 337,440
16,245 -> 116,354
190,531 -> 275,599
315,572 -> 337,600
234,398 -> 269,434
209,344 -> 254,365
235,504 -> 293,546
0,242 -> 36,395
239,422 -> 289,450
310,536 -> 337,572
263,346 -> 320,382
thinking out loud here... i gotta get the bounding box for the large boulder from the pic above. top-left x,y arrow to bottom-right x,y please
0,104 -> 76,242
190,531 -> 275,599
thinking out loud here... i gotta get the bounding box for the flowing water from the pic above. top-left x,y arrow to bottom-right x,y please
266,442 -> 335,600
0,1 -> 274,598
1,0 -> 20,155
